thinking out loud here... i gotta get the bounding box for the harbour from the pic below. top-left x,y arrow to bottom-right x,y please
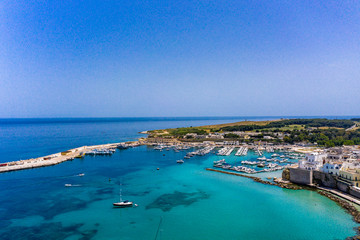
0,118 -> 359,239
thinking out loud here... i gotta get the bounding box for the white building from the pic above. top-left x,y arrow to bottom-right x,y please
322,162 -> 342,176
298,152 -> 327,171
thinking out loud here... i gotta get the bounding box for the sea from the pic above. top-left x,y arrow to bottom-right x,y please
0,117 -> 358,240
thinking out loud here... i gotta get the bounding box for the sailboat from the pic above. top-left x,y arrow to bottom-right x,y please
113,186 -> 133,208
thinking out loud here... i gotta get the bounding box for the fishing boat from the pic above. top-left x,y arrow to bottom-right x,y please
113,187 -> 133,208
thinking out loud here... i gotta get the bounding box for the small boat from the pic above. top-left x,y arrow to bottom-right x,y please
113,187 -> 133,208
176,160 -> 184,164
257,163 -> 265,168
65,184 -> 81,187
113,200 -> 133,208
75,153 -> 85,159
77,173 -> 85,177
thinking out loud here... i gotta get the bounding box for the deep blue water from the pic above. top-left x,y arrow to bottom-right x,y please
0,116 -> 358,163
0,117 -> 358,239
0,116 -> 284,163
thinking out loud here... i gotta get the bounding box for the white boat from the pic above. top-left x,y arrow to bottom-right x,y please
113,187 -> 133,208
65,184 -> 81,187
176,160 -> 184,164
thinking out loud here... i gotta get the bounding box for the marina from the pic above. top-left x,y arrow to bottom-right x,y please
235,146 -> 248,156
217,146 -> 235,156
0,118 -> 358,240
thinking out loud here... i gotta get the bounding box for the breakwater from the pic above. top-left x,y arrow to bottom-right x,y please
205,168 -> 302,190
0,142 -> 139,173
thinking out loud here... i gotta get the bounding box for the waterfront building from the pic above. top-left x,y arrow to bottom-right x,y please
298,152 -> 327,171
322,162 -> 342,176
146,137 -> 178,143
184,133 -> 198,139
339,164 -> 360,187
208,133 -> 224,139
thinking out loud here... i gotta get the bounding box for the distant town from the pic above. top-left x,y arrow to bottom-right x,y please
142,118 -> 360,212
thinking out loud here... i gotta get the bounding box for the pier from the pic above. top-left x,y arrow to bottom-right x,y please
205,168 -> 302,190
235,146 -> 248,156
217,147 -> 235,156
0,142 -> 138,173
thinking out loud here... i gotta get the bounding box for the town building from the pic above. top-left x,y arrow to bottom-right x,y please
298,152 -> 327,171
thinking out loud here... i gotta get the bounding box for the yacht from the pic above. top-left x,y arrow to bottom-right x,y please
113,188 -> 133,208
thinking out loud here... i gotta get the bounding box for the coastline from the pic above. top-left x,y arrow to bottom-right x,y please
207,166 -> 360,239
2,118 -> 360,238
0,142 -> 133,173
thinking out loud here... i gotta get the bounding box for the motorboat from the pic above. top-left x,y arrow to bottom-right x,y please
257,163 -> 265,168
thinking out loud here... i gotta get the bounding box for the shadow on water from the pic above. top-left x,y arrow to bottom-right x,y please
0,222 -> 98,240
146,190 -> 210,212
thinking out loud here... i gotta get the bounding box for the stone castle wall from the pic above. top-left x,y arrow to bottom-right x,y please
289,168 -> 312,185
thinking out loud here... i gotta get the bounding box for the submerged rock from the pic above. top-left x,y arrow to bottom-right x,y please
146,190 -> 209,212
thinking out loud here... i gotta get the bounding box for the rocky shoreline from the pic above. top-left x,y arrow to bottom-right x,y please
317,191 -> 360,240
206,167 -> 360,239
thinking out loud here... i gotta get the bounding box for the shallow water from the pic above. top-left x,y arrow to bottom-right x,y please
0,117 -> 358,239
0,146 -> 357,239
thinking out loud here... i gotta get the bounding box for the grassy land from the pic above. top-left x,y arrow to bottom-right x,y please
147,119 -> 281,137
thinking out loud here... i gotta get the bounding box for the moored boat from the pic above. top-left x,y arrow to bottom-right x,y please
113,187 -> 133,208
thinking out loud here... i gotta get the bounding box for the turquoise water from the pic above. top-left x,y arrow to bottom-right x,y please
0,117 -> 358,239
0,146 -> 357,239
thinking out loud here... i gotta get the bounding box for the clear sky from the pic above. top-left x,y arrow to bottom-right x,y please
1,0 -> 360,118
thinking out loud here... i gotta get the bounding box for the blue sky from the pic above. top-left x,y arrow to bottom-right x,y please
1,0 -> 360,117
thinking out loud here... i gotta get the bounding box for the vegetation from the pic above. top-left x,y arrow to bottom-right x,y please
167,127 -> 207,137
148,118 -> 360,147
224,133 -> 240,138
220,119 -> 354,132
282,128 -> 360,146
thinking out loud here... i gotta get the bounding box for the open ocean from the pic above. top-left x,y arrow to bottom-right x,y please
0,117 -> 358,239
